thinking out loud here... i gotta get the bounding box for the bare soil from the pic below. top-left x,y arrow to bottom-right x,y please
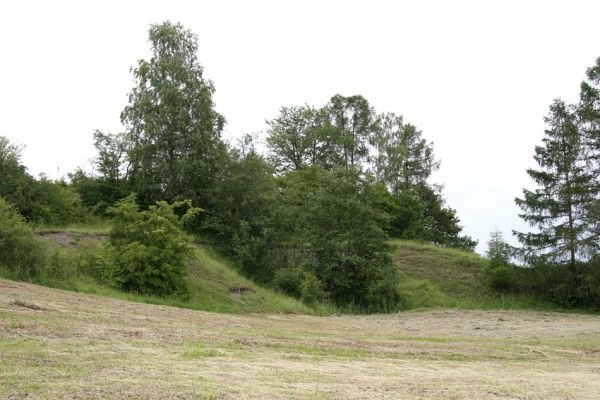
37,231 -> 107,248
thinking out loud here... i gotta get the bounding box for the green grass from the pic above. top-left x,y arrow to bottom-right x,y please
1,232 -> 313,315
391,240 -> 556,311
0,224 -> 568,315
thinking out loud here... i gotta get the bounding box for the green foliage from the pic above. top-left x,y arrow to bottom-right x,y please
0,137 -> 37,218
202,136 -> 279,281
266,94 -> 379,171
515,99 -> 595,268
277,167 -> 402,311
299,271 -> 326,305
327,94 -> 377,169
121,21 -> 226,206
68,130 -> 131,216
92,130 -> 131,182
387,185 -> 476,251
372,112 -> 439,195
0,136 -> 85,225
578,57 -> 600,252
105,194 -> 199,296
266,105 -> 338,172
265,96 -> 475,252
482,230 -> 515,290
273,265 -> 304,299
482,264 -> 515,291
0,197 -> 47,279
69,168 -> 128,215
28,177 -> 85,226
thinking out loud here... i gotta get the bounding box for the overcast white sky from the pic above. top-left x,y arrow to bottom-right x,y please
1,0 -> 599,252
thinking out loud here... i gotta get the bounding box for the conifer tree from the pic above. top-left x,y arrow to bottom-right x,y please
578,57 -> 600,247
514,99 -> 595,269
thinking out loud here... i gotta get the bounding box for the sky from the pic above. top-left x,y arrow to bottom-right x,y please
1,0 -> 599,253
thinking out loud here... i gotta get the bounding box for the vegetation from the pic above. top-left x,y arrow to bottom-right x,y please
0,197 -> 47,279
513,57 -> 600,308
105,195 -> 199,296
3,280 -> 599,399
482,230 -> 515,290
121,21 -> 226,208
1,20 -> 599,314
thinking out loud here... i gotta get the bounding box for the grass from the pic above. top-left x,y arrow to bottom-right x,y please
391,240 -> 557,311
1,224 -> 569,316
1,280 -> 600,399
2,230 -> 314,315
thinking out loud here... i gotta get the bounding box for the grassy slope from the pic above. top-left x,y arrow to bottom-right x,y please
392,240 -> 553,310
2,280 -> 600,399
26,226 -> 313,315
19,226 -> 553,315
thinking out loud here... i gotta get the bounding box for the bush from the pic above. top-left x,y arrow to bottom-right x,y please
29,177 -> 86,226
276,167 -> 403,312
273,266 -> 304,298
482,263 -> 515,291
299,271 -> 326,305
0,197 -> 47,279
273,265 -> 327,306
105,194 -> 199,296
543,261 -> 600,308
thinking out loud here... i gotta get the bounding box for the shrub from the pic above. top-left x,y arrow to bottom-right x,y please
29,177 -> 86,226
482,263 -> 515,291
299,271 -> 326,305
0,197 -> 46,279
273,266 -> 304,298
105,194 -> 199,296
277,167 -> 403,312
273,265 -> 327,306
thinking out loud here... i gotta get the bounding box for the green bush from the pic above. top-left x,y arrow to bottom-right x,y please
277,167 -> 403,312
543,262 -> 600,309
0,197 -> 47,279
273,266 -> 304,298
30,178 -> 86,226
273,265 -> 327,306
105,194 -> 199,296
299,271 -> 326,305
482,263 -> 515,291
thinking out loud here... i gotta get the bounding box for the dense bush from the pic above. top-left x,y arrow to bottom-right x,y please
1,136 -> 86,226
0,197 -> 47,279
540,262 -> 600,308
481,263 -> 515,291
275,167 -> 402,311
29,177 -> 86,225
481,230 -> 516,291
69,169 -> 128,216
201,141 -> 278,281
105,195 -> 199,296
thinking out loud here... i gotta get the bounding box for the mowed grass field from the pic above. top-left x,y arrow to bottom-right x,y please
2,279 -> 600,399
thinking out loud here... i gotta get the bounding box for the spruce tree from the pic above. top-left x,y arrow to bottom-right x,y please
514,99 -> 595,270
578,57 -> 600,248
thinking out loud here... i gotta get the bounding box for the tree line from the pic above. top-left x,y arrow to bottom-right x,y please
486,57 -> 600,308
0,21 -> 475,311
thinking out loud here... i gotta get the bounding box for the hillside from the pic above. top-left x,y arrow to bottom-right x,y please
27,229 -> 552,315
2,279 -> 600,399
392,240 -> 548,310
11,225 -> 557,315
33,228 -> 312,315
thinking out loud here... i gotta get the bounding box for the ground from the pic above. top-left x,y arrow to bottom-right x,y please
2,279 -> 600,399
